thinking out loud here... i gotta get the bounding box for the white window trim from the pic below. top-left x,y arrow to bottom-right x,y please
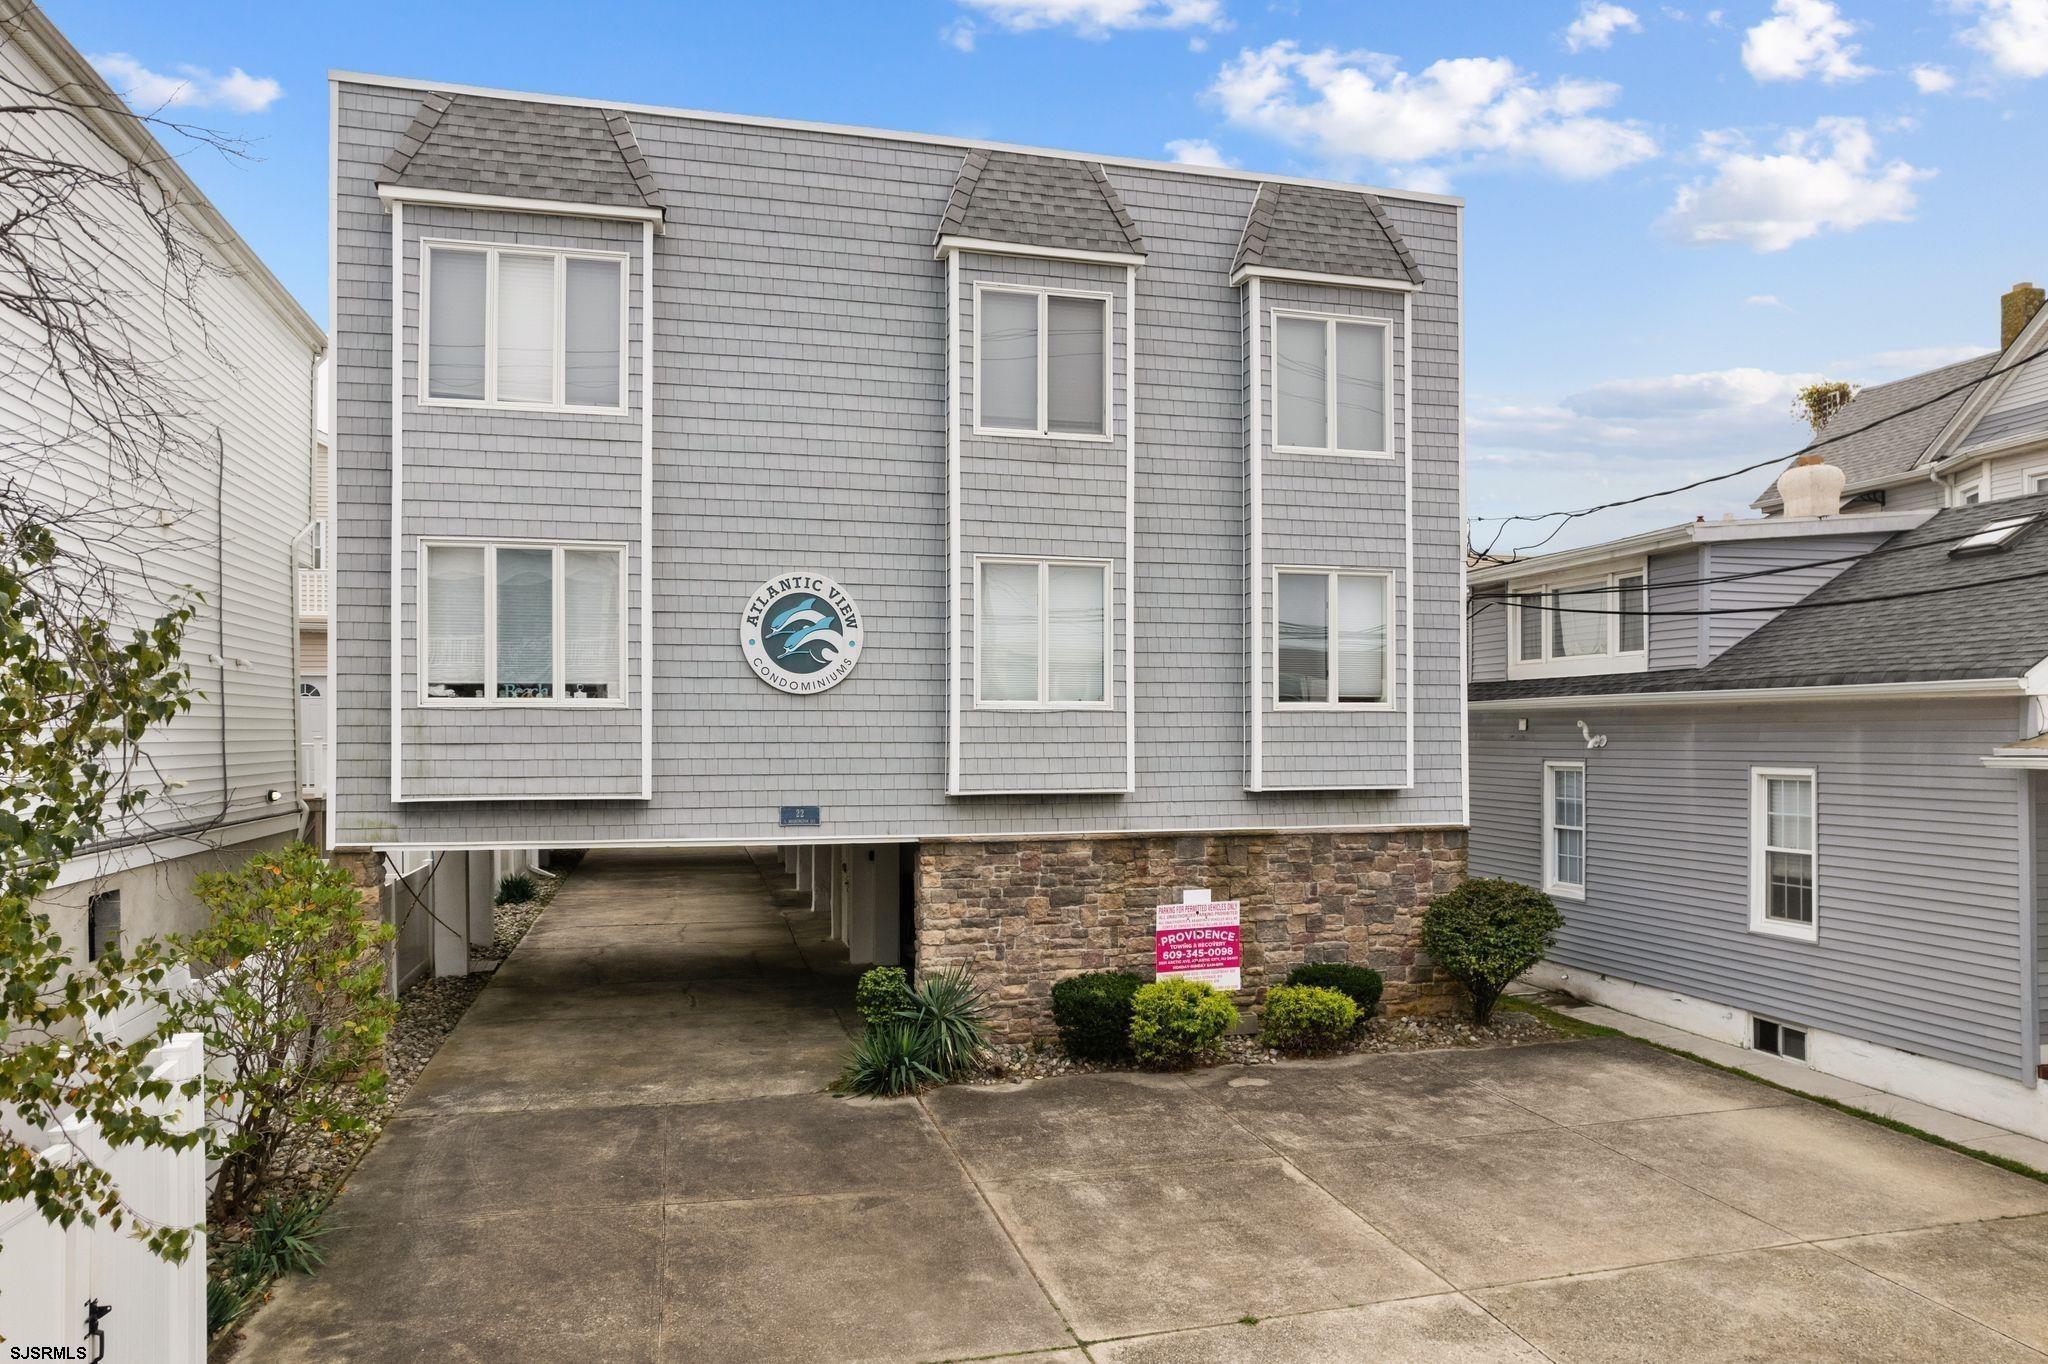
1506,559 -> 1650,680
418,239 -> 630,416
1269,309 -> 1394,460
417,537 -> 630,709
969,281 -> 1115,442
1950,466 -> 1990,506
971,555 -> 1115,710
1749,765 -> 1819,942
1542,760 -> 1586,901
1270,566 -> 1397,711
2022,462 -> 2048,497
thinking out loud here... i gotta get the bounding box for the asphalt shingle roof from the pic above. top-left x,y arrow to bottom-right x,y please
1232,182 -> 1424,286
1751,353 -> 1998,509
1471,494 -> 2048,703
935,149 -> 1145,257
380,93 -> 664,212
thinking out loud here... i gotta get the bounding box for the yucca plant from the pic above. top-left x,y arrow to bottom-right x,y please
207,1271 -> 256,1338
838,1022 -> 943,1097
237,1195 -> 329,1278
903,966 -> 992,1079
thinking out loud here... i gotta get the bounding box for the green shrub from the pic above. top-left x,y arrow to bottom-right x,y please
1420,877 -> 1563,1025
1284,963 -> 1383,1022
235,1196 -> 328,1278
903,966 -> 991,1079
854,966 -> 913,1026
169,844 -> 396,1220
1051,971 -> 1144,1062
1128,977 -> 1237,1069
495,873 -> 537,906
838,1022 -> 942,1097
207,1271 -> 256,1338
1260,985 -> 1360,1055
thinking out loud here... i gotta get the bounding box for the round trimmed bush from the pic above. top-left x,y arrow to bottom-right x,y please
494,873 -> 536,906
1128,977 -> 1238,1069
854,966 -> 912,1026
1260,985 -> 1360,1055
1051,971 -> 1144,1062
1420,877 -> 1563,1025
1283,963 -> 1383,1022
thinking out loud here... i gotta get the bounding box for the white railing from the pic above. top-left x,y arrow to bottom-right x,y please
296,567 -> 329,620
0,1034 -> 208,1362
301,738 -> 328,798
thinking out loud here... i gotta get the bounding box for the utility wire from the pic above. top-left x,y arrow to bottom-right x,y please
1466,346 -> 2048,563
1470,557 -> 2048,618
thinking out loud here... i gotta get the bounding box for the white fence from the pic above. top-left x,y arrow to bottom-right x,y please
0,1033 -> 208,1362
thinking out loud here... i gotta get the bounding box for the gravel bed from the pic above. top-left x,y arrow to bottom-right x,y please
967,1007 -> 1560,1083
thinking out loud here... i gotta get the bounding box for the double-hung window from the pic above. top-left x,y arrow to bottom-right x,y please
976,558 -> 1111,707
1543,761 -> 1586,899
1273,312 -> 1390,457
422,541 -> 625,704
424,244 -> 626,411
975,285 -> 1110,438
1508,566 -> 1647,675
1750,767 -> 1818,940
1274,569 -> 1392,707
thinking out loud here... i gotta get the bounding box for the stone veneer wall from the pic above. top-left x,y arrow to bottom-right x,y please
914,830 -> 1467,1042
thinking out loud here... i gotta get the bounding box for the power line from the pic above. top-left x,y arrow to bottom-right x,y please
1466,346 -> 2048,563
1471,556 -> 2048,618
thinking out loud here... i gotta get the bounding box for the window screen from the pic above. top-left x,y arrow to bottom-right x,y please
495,547 -> 554,699
1335,573 -> 1387,703
563,549 -> 621,700
1333,322 -> 1386,452
564,258 -> 622,407
426,248 -> 486,400
979,291 -> 1039,431
1275,317 -> 1327,449
1046,563 -> 1106,702
1617,574 -> 1647,652
1276,571 -> 1329,703
425,545 -> 486,698
980,560 -> 1041,701
1046,296 -> 1106,435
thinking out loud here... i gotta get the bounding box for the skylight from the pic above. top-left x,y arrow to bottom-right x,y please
1950,516 -> 2038,557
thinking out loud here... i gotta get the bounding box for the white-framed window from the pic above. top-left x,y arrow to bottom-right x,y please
974,556 -> 1113,708
309,518 -> 327,570
1273,568 -> 1394,708
1272,310 -> 1392,458
972,283 -> 1112,440
421,242 -> 628,413
1953,468 -> 1988,506
1543,760 -> 1586,899
1750,767 -> 1818,941
1507,563 -> 1648,678
419,540 -> 626,706
2023,464 -> 2048,496
1752,1017 -> 1808,1062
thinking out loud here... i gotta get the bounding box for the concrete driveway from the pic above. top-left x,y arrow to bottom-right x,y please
237,849 -> 2048,1363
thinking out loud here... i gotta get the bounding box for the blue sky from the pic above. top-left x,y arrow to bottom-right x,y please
55,0 -> 2048,551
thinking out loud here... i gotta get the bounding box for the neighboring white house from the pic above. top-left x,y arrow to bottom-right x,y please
300,428 -> 331,807
4,5 -> 325,955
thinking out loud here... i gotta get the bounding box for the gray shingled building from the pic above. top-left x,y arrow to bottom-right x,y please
1466,284 -> 2048,1141
328,73 -> 1469,1035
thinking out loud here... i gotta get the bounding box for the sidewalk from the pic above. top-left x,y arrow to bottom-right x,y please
1531,992 -> 2048,1174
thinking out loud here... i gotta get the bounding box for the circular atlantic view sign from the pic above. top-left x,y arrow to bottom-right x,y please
740,573 -> 864,695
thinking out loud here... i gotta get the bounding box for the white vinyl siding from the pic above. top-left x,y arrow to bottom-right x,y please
1274,569 -> 1393,708
421,541 -> 627,707
1751,767 -> 1818,941
1544,761 -> 1585,899
974,557 -> 1112,708
422,243 -> 626,412
1272,311 -> 1390,457
972,284 -> 1111,439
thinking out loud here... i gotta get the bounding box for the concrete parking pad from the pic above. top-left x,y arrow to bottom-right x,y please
1473,1243 -> 2048,1364
1297,1124 -> 1787,1287
1089,1294 -> 1549,1363
236,850 -> 2048,1362
1587,1103 -> 2048,1238
1829,1213 -> 2048,1350
661,1186 -> 1070,1364
983,1156 -> 1446,1339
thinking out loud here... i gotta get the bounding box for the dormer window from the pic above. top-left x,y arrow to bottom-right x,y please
423,243 -> 627,413
1508,565 -> 1648,678
973,284 -> 1111,439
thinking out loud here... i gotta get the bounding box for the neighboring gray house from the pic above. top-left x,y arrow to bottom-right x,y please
327,73 -> 1468,1035
1469,284 -> 2048,1140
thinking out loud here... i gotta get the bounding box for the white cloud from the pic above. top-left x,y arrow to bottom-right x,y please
90,52 -> 282,114
1565,2 -> 1643,52
1909,63 -> 1956,92
1164,137 -> 1235,167
1958,0 -> 2048,79
956,0 -> 1227,37
1661,117 -> 1929,252
1745,293 -> 1787,307
1741,0 -> 1874,83
1830,344 -> 1986,377
943,19 -> 978,50
1208,42 -> 1657,182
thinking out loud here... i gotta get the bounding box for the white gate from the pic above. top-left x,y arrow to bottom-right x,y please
0,1033 -> 207,1362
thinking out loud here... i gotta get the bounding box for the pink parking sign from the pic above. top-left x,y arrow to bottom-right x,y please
1154,900 -> 1242,990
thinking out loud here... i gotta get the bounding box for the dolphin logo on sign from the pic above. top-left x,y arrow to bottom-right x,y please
741,573 -> 864,694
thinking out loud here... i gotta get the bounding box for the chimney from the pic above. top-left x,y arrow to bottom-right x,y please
2004,281 -> 2045,350
1778,453 -> 1846,518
